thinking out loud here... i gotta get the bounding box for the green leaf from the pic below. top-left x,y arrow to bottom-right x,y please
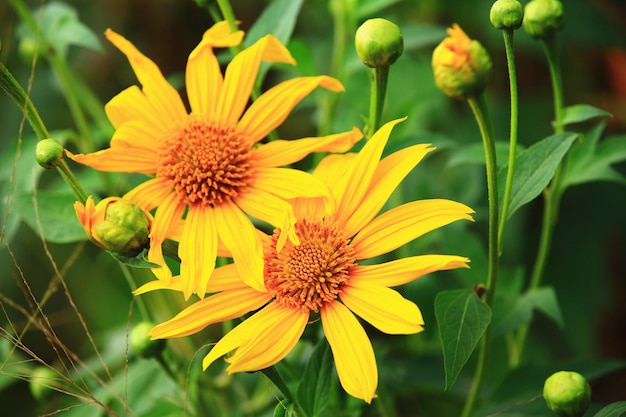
447,141 -> 525,168
563,123 -> 626,187
297,339 -> 333,417
593,401 -> 626,417
561,104 -> 612,126
435,289 -> 492,390
108,248 -> 162,269
246,0 -> 304,85
14,190 -> 86,243
493,286 -> 563,337
500,132 -> 578,220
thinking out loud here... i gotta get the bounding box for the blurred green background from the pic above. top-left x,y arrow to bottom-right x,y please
1,0 -> 625,416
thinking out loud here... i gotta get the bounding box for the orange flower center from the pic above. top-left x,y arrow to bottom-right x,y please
264,219 -> 356,312
157,116 -> 252,207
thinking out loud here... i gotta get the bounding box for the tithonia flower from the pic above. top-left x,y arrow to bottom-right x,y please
137,118 -> 474,403
68,22 -> 362,299
432,24 -> 492,100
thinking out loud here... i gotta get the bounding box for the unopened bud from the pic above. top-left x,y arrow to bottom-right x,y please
523,0 -> 565,40
29,366 -> 58,402
432,24 -> 492,100
35,138 -> 64,169
75,196 -> 152,256
490,0 -> 524,30
543,371 -> 591,417
355,18 -> 403,68
130,321 -> 166,359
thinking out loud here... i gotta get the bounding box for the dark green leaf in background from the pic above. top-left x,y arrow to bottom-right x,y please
499,132 -> 578,221
593,401 -> 626,417
435,289 -> 491,390
493,286 -> 563,337
561,104 -> 612,127
297,339 -> 334,417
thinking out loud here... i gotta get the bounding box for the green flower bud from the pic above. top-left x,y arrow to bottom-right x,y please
490,0 -> 524,30
18,37 -> 41,64
543,371 -> 591,417
130,321 -> 166,359
432,24 -> 493,100
29,366 -> 58,401
523,0 -> 565,40
35,138 -> 65,169
355,18 -> 403,68
74,196 -> 152,257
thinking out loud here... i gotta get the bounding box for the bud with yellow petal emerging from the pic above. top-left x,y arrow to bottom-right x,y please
75,196 -> 152,257
432,24 -> 493,100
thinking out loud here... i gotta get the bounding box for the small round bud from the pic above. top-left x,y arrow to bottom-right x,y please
35,138 -> 64,169
543,371 -> 591,417
355,18 -> 403,68
523,0 -> 565,40
18,37 -> 41,64
130,321 -> 166,359
74,196 -> 152,257
29,366 -> 58,401
432,24 -> 493,100
490,0 -> 524,30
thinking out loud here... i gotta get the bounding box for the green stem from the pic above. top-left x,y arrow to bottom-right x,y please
510,35 -> 565,367
497,28 -> 519,251
461,95 -> 500,417
367,65 -> 390,138
119,264 -> 150,321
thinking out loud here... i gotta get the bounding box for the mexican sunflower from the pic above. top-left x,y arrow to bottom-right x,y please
137,118 -> 474,402
67,21 -> 362,299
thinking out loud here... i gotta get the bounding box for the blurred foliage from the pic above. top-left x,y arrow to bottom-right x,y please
0,0 -> 625,416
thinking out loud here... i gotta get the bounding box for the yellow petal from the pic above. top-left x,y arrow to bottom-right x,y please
321,302 -> 377,403
239,76 -> 344,144
216,35 -> 295,124
104,86 -> 167,131
104,29 -> 187,126
252,128 -> 362,168
66,144 -> 155,174
311,153 -> 356,211
351,255 -> 470,287
341,282 -> 424,334
201,21 -> 244,46
134,277 -> 183,295
226,305 -> 308,372
179,206 -> 218,300
334,118 -> 405,227
234,186 -> 296,251
149,288 -> 272,339
351,199 -> 474,259
123,177 -> 172,212
148,192 -> 186,282
214,202 -> 265,292
344,144 -> 434,237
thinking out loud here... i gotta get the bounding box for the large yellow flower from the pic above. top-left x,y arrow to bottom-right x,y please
68,22 -> 362,299
138,118 -> 473,402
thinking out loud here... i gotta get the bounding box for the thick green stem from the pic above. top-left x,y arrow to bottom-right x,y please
497,28 -> 519,251
510,35 -> 565,367
367,65 -> 390,138
461,95 -> 499,417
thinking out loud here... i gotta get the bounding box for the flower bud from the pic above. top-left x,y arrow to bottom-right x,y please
75,196 -> 152,256
29,366 -> 58,401
35,138 -> 64,169
432,24 -> 492,100
523,0 -> 565,40
355,18 -> 403,68
490,0 -> 524,30
543,371 -> 591,417
130,321 -> 166,359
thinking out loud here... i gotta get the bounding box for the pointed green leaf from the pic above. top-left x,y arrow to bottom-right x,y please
593,401 -> 626,417
500,132 -> 578,220
435,289 -> 491,390
297,339 -> 333,417
14,190 -> 86,243
108,248 -> 161,269
561,104 -> 612,127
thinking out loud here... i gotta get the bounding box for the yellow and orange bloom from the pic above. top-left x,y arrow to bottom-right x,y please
432,24 -> 492,100
75,196 -> 152,256
137,118 -> 474,403
68,22 -> 362,299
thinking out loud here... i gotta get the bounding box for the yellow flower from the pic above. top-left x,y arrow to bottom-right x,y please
68,22 -> 362,299
432,24 -> 492,99
138,118 -> 473,402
